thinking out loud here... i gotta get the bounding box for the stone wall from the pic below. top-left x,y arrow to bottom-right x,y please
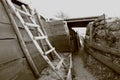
84,15 -> 120,80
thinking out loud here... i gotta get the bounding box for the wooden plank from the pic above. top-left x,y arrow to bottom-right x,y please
16,8 -> 32,17
25,22 -> 39,27
0,39 -> 23,64
89,22 -> 93,45
26,42 -> 39,55
19,29 -> 32,42
66,54 -> 72,80
45,48 -> 55,55
0,58 -> 36,80
85,43 -> 120,74
26,42 -> 47,72
0,23 -> 16,39
49,35 -> 70,52
19,29 -> 37,42
0,1 -> 10,24
47,21 -> 68,36
0,59 -> 24,80
89,42 -> 120,57
32,53 -> 47,73
13,59 -> 36,80
66,68 -> 72,80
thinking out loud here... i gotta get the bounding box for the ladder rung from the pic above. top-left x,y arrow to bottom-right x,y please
25,23 -> 39,27
16,9 -> 31,16
56,59 -> 64,70
34,36 -> 47,40
45,48 -> 55,55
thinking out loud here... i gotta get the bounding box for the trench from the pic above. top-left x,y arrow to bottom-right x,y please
66,18 -> 98,80
72,38 -> 97,80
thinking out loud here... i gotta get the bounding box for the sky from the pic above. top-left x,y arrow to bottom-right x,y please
24,0 -> 120,36
25,0 -> 120,19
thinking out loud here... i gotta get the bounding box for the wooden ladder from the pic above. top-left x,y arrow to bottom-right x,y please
6,0 -> 66,80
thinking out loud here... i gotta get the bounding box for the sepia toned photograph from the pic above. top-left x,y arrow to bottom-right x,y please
0,0 -> 120,80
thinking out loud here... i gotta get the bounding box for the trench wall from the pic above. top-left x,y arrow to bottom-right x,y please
0,1 -> 49,80
45,20 -> 71,52
83,15 -> 120,80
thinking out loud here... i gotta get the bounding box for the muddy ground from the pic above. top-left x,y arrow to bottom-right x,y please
72,48 -> 97,80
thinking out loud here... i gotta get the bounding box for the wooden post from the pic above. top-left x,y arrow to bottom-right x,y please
89,22 -> 93,45
66,54 -> 72,80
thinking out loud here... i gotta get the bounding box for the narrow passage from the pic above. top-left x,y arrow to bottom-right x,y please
72,48 -> 97,80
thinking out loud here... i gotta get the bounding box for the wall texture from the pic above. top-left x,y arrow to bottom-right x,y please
0,1 -> 37,80
45,20 -> 71,52
83,15 -> 120,80
0,1 -> 49,80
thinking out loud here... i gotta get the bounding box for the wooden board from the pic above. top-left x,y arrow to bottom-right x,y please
85,43 -> 120,74
0,58 -> 36,80
0,23 -> 16,39
19,28 -> 32,42
89,42 -> 120,57
14,59 -> 36,80
26,42 -> 47,72
0,39 -> 23,64
0,1 -> 10,24
49,35 -> 70,52
32,53 -> 47,73
47,21 -> 69,36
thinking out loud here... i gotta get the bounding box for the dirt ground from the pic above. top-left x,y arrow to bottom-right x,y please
72,48 -> 97,80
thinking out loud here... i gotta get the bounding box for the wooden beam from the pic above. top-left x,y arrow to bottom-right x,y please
66,54 -> 72,80
90,42 -> 120,57
85,42 -> 120,74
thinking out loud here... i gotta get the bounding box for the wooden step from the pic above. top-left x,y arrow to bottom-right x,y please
34,36 -> 47,40
45,48 -> 55,55
25,23 -> 39,27
16,8 -> 31,16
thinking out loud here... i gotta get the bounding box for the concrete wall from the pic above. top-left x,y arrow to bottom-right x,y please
45,20 -> 71,52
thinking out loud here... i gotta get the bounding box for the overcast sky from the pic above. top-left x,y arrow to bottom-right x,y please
26,0 -> 120,19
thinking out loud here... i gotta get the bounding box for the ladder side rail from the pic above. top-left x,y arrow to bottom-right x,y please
35,11 -> 48,36
21,5 -> 36,24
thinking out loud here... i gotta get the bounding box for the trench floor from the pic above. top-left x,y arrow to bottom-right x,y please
72,48 -> 97,80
